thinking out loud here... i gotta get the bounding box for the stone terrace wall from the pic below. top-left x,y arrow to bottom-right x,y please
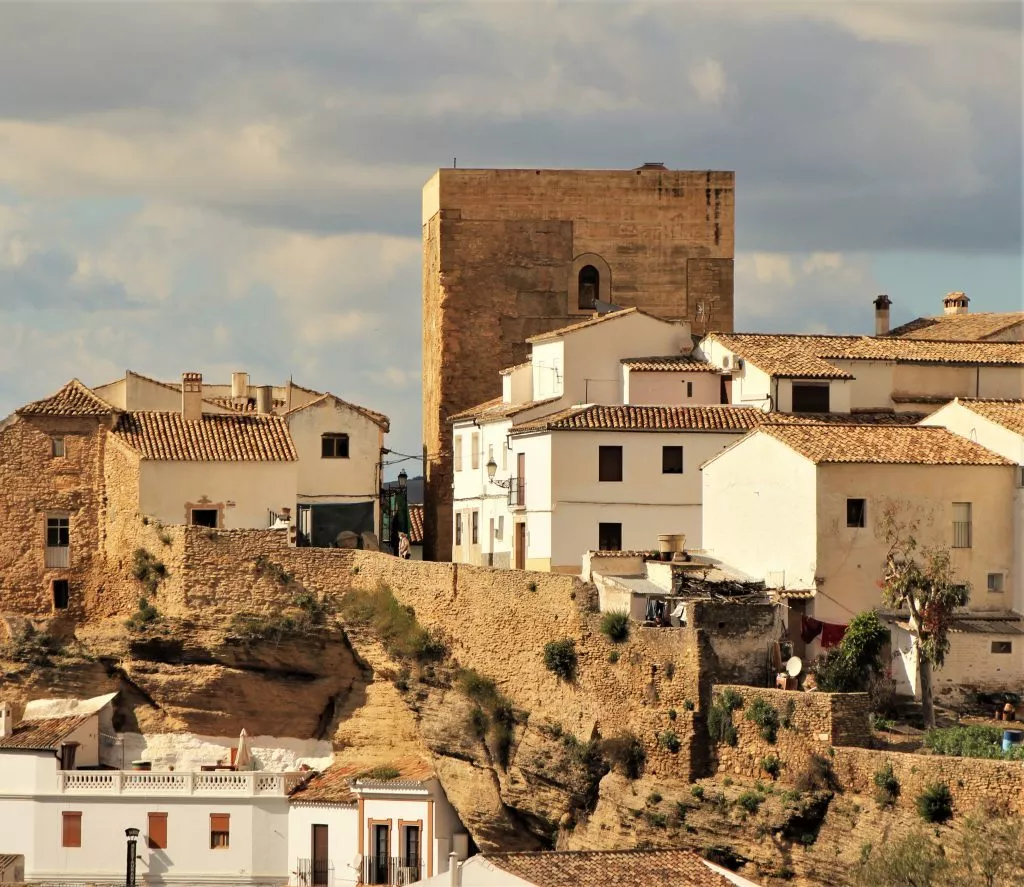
713,685 -> 872,780
156,533 -> 706,778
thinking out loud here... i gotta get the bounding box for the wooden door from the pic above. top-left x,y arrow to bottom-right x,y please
311,824 -> 328,886
516,453 -> 526,506
515,522 -> 526,570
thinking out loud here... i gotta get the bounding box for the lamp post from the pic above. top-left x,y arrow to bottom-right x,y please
485,457 -> 512,490
398,469 -> 408,491
125,827 -> 140,887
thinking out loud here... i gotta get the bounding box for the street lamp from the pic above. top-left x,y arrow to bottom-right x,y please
125,827 -> 140,887
398,469 -> 408,490
485,457 -> 512,489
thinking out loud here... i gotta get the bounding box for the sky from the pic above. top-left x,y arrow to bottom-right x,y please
0,1 -> 1021,466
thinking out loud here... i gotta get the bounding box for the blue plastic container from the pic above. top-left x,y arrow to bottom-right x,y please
1001,729 -> 1023,752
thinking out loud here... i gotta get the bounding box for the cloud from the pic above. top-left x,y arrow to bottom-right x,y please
689,58 -> 729,106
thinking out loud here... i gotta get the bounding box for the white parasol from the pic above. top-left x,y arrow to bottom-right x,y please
235,728 -> 253,771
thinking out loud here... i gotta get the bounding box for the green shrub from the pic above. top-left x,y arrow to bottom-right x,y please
124,596 -> 160,631
7,625 -> 64,667
761,754 -> 782,779
252,555 -> 293,586
340,584 -> 447,663
645,811 -> 668,828
707,694 -> 739,747
720,688 -> 744,711
607,650 -> 619,664
745,696 -> 781,743
158,530 -> 172,545
467,706 -> 489,739
663,660 -> 675,680
683,698 -> 695,711
795,754 -> 836,793
673,801 -> 688,823
813,611 -> 889,692
457,668 -> 517,768
601,732 -> 646,779
646,791 -> 662,806
527,581 -> 538,592
873,762 -> 899,807
923,725 -> 1024,760
543,639 -> 578,681
657,729 -> 681,753
667,709 -> 677,721
458,668 -> 499,708
600,610 -> 630,643
736,791 -> 763,814
781,698 -> 796,729
131,548 -> 167,595
358,766 -> 400,781
872,715 -> 895,733
691,785 -> 705,800
916,783 -> 953,823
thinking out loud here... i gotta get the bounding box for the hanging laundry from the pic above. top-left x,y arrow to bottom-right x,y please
801,616 -> 823,644
820,622 -> 848,648
645,598 -> 658,622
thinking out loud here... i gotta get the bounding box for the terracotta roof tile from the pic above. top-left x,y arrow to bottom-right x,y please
408,505 -> 424,545
17,380 -> 116,417
888,312 -> 1024,341
289,759 -> 433,805
0,714 -> 92,750
759,423 -> 1013,465
449,396 -> 561,423
206,396 -> 287,413
112,412 -> 298,461
956,399 -> 1024,437
707,334 -> 857,379
526,307 -> 679,343
512,404 -> 767,434
499,361 -> 532,375
622,357 -> 720,372
483,849 -> 734,887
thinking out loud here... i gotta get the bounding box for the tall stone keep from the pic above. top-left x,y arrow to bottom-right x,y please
422,165 -> 736,560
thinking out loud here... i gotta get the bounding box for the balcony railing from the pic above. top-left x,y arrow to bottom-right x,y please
507,477 -> 526,508
56,770 -> 306,797
45,545 -> 70,568
293,857 -> 334,886
362,856 -> 423,886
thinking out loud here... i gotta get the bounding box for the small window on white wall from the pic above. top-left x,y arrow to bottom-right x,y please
496,516 -> 504,540
988,573 -> 1005,593
453,435 -> 463,472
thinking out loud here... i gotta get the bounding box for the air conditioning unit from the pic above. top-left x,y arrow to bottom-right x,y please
721,355 -> 731,369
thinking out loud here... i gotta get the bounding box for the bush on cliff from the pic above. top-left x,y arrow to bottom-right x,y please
132,548 -> 167,595
601,731 -> 646,779
745,696 -> 781,744
812,611 -> 889,693
457,667 -> 518,769
124,596 -> 160,631
599,611 -> 630,643
543,639 -> 578,681
340,584 -> 446,663
916,782 -> 953,823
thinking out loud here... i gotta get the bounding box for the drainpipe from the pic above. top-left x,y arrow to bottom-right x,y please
449,851 -> 461,887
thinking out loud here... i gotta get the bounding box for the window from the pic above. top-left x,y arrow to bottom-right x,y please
686,381 -> 693,398
598,523 -> 622,552
792,383 -> 830,413
953,502 -> 972,549
403,824 -> 421,867
210,813 -> 230,849
453,435 -> 463,472
599,446 -> 623,482
62,812 -> 82,848
60,742 -> 78,771
496,515 -> 504,540
846,499 -> 866,528
321,433 -> 349,459
578,265 -> 600,309
471,510 -> 479,545
988,573 -> 1005,593
471,432 -> 480,470
662,446 -> 683,475
51,436 -> 66,458
455,513 -> 462,546
190,509 -> 218,528
992,641 -> 1013,654
52,579 -> 70,610
46,515 -> 69,548
148,813 -> 168,850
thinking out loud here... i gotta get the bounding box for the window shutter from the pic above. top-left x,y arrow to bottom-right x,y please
148,813 -> 168,850
210,813 -> 230,831
62,812 -> 82,848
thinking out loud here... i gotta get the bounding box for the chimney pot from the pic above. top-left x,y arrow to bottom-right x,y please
256,385 -> 273,415
943,291 -> 969,315
0,702 -> 13,739
873,294 -> 891,336
181,372 -> 203,422
231,372 -> 249,399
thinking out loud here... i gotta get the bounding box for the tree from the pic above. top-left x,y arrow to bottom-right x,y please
879,506 -> 969,729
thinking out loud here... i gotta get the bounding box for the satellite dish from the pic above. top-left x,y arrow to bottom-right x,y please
786,656 -> 803,678
350,854 -> 363,872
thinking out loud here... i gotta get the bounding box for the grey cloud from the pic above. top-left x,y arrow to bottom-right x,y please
0,246 -> 139,313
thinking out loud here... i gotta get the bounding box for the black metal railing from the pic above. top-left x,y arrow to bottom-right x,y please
361,856 -> 423,886
507,477 -> 526,507
293,857 -> 333,886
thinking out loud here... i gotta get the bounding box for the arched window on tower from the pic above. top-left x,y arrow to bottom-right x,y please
578,265 -> 600,309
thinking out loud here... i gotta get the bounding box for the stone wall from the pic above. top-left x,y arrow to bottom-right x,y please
422,168 -> 736,560
690,603 -> 779,690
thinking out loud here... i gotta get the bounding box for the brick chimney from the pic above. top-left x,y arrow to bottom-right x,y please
182,372 -> 203,421
0,702 -> 13,738
873,294 -> 892,336
943,291 -> 969,315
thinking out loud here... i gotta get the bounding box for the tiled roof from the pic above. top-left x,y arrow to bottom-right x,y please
759,423 -> 1013,466
284,393 -> 390,432
289,759 -> 433,805
511,405 -> 767,435
889,312 -> 1024,341
0,714 -> 92,750
956,399 -> 1024,437
206,396 -> 287,414
112,412 -> 298,461
707,332 -> 1024,374
17,380 -> 116,417
408,504 -> 424,545
891,394 -> 961,405
449,396 -> 561,423
482,849 -> 734,887
499,361 -> 531,375
622,357 -> 720,372
771,411 -> 926,426
526,307 -> 678,343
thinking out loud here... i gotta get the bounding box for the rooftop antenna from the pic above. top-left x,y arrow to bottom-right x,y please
453,157 -> 457,168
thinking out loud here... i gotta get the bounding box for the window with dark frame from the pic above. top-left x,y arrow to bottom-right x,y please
598,522 -> 622,552
953,502 -> 972,549
148,812 -> 168,850
455,513 -> 462,546
210,813 -> 230,849
992,641 -> 1013,654
190,509 -> 218,528
52,579 -> 70,610
846,499 -> 866,528
662,446 -> 683,475
62,812 -> 82,848
321,433 -> 350,459
685,381 -> 693,398
51,436 -> 66,458
598,446 -> 623,482
404,825 -> 421,867
578,265 -> 600,309
46,515 -> 69,548
988,573 -> 1005,593
471,510 -> 479,545
791,383 -> 830,413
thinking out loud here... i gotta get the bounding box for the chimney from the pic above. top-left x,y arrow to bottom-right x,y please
256,386 -> 273,415
231,371 -> 249,399
0,702 -> 13,738
181,372 -> 203,421
448,852 -> 460,887
873,294 -> 892,336
943,291 -> 970,315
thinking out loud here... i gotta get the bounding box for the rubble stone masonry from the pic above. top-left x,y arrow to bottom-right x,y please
422,168 -> 736,560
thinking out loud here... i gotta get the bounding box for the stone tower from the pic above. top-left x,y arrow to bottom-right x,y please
422,165 -> 736,560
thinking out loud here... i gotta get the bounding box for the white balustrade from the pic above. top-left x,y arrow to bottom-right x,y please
56,769 -> 299,796
122,772 -> 190,794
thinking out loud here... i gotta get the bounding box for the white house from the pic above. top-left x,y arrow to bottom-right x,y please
287,761 -> 468,887
702,423 -> 1017,667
